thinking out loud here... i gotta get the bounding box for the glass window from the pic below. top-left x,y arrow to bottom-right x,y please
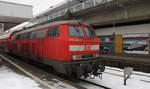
37,30 -> 46,38
20,34 -> 23,40
26,32 -> 31,39
23,33 -> 28,40
48,28 -> 53,37
68,26 -> 84,37
30,32 -> 34,39
84,27 -> 95,37
18,35 -> 21,40
31,31 -> 38,39
48,27 -> 59,37
16,34 -> 21,40
68,26 -> 95,37
20,33 -> 27,40
12,35 -> 16,40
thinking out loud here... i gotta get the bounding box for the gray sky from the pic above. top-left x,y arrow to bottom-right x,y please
1,0 -> 66,16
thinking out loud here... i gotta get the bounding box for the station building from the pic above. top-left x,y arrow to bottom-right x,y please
0,1 -> 33,35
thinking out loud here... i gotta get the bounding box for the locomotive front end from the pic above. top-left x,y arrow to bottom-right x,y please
65,24 -> 105,78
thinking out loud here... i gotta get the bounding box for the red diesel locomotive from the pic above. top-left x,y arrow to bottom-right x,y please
0,20 -> 104,78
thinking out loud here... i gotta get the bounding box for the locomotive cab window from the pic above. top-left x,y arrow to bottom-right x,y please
69,26 -> 84,37
69,26 -> 95,37
84,27 -> 95,37
48,27 -> 59,37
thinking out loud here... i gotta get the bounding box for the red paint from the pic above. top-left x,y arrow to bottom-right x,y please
0,23 -> 101,62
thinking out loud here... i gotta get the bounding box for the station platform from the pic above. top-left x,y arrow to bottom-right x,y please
98,53 -> 150,73
107,53 -> 150,59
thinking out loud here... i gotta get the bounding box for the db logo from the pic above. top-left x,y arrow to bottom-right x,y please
85,45 -> 91,50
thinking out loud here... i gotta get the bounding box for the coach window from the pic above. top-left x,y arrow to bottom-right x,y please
48,28 -> 53,37
17,35 -> 21,40
25,32 -> 30,40
37,30 -> 46,38
48,27 -> 59,37
15,35 -> 18,40
23,33 -> 27,40
20,33 -> 23,40
31,31 -> 38,39
30,32 -> 34,39
16,34 -> 20,40
26,32 -> 31,39
53,28 -> 59,36
21,33 -> 24,40
12,35 -> 16,40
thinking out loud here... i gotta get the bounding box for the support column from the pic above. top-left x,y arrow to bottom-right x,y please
115,34 -> 123,54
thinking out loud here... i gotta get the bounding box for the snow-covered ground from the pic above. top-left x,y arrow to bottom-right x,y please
0,66 -> 42,89
1,64 -> 150,89
80,66 -> 150,89
0,65 -> 78,89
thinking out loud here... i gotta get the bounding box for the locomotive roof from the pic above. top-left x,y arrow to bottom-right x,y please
15,20 -> 86,35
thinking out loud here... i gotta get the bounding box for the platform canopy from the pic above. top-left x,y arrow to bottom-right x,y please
0,1 -> 33,24
0,1 -> 33,33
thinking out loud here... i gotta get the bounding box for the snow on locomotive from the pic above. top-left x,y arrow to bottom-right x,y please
0,20 -> 105,78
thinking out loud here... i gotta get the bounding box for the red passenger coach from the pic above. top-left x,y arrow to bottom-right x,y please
0,33 -> 14,52
0,20 -> 105,78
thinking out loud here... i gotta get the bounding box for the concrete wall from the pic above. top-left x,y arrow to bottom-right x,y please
95,23 -> 150,36
81,0 -> 150,25
0,1 -> 33,18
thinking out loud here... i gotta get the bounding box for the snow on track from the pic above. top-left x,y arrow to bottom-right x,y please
83,67 -> 150,89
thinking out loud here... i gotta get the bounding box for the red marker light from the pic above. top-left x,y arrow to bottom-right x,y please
76,55 -> 81,59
